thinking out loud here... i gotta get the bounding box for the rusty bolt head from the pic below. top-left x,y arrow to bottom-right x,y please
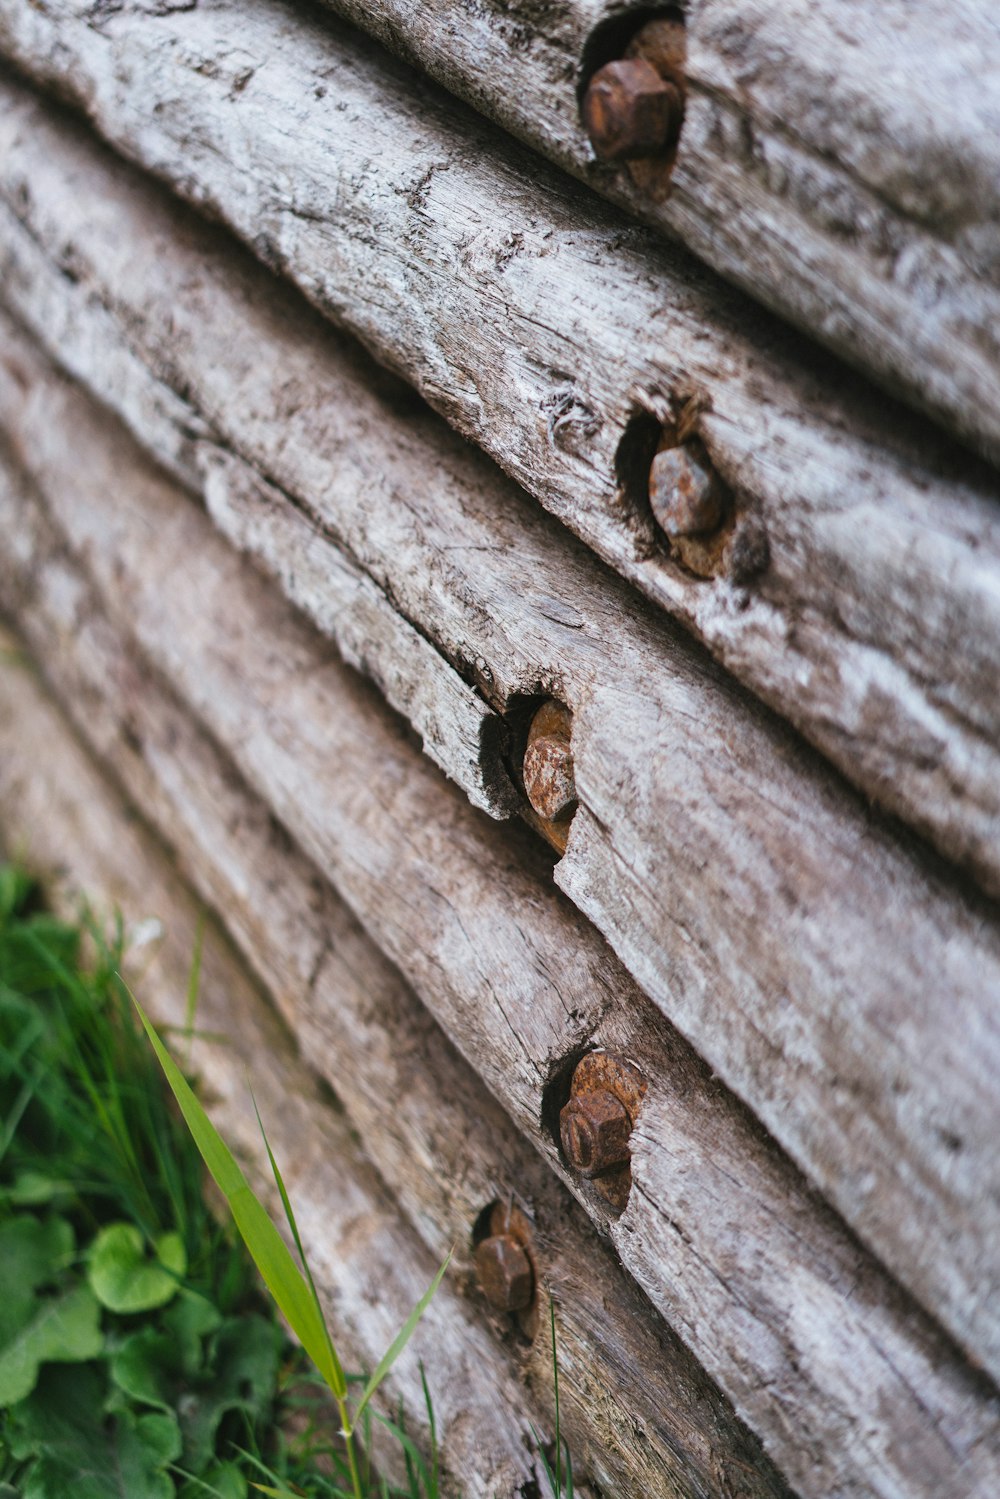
560,1090 -> 632,1177
475,1234 -> 534,1312
649,445 -> 725,538
522,732 -> 576,822
582,58 -> 682,163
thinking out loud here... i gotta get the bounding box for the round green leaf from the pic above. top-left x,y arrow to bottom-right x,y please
88,1223 -> 186,1313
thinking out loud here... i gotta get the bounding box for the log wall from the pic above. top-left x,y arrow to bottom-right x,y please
1,3 -> 998,1494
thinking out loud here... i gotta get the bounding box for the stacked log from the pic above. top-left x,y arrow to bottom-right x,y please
1,2 -> 998,1493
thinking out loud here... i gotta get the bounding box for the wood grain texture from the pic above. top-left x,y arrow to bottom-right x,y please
0,644 -> 547,1499
0,582 -> 790,1499
305,0 -> 1000,464
3,119 -> 1000,1386
4,374 -> 1000,1496
1,58 -> 999,909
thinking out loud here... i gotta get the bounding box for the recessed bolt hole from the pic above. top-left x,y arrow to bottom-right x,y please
551,1052 -> 648,1217
580,9 -> 687,197
615,405 -> 768,584
472,1199 -> 539,1336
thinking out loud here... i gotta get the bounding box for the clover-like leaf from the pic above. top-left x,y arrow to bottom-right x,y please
8,1362 -> 182,1499
88,1222 -> 186,1313
113,1309 -> 281,1474
111,1288 -> 222,1413
0,1216 -> 74,1334
182,1314 -> 282,1473
0,1216 -> 93,1402
0,1283 -> 103,1406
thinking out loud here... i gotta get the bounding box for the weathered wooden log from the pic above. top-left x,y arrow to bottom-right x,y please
4,374 -> 1000,1496
0,639 -> 547,1499
0,574 -> 790,1499
305,0 -> 1000,465
4,143 -> 1000,1393
2,67 -> 999,912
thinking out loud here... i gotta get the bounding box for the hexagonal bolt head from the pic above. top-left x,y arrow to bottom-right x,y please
522,732 -> 576,822
582,58 -> 682,163
649,445 -> 725,538
474,1234 -> 534,1312
560,1090 -> 632,1178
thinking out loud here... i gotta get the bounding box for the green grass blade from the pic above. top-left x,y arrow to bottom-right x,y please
372,1412 -> 430,1495
419,1363 -> 438,1499
530,1426 -> 557,1496
129,989 -> 345,1397
349,1253 -> 451,1432
249,1083 -> 346,1397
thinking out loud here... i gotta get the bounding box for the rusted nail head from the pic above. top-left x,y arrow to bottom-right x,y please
649,445 -> 724,538
522,733 -> 576,823
582,58 -> 681,163
560,1091 -> 632,1177
475,1234 -> 534,1312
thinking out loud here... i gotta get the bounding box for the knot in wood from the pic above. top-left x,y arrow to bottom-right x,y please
649,444 -> 725,538
582,59 -> 682,163
474,1233 -> 534,1312
560,1090 -> 632,1177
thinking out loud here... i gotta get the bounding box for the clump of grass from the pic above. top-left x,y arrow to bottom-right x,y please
1,864 -> 579,1498
0,866 -> 446,1498
132,992 -> 449,1499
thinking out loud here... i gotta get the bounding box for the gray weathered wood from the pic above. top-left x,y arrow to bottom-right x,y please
0,641 -> 547,1499
2,56 -> 999,906
4,121 -> 1000,1387
307,0 -> 1000,464
0,596 -> 789,1499
4,378 -> 1000,1496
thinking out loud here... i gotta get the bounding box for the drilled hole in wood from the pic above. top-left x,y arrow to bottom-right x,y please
614,407 -> 663,556
614,407 -> 768,585
540,1046 -> 594,1148
579,6 -> 686,103
580,8 -> 687,199
548,1051 -> 647,1218
472,1198 -> 539,1342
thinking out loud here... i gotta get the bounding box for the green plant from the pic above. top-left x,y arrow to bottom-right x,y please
0,867 -> 447,1498
0,869 -> 281,1497
132,995 -> 449,1499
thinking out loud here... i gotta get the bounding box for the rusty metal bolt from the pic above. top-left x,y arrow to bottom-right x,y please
649,444 -> 725,538
560,1090 -> 632,1178
582,58 -> 682,163
522,734 -> 576,821
475,1234 -> 534,1312
522,701 -> 576,823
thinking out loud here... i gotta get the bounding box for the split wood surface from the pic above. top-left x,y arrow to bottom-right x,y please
0,641 -> 547,1499
2,31 -> 1000,906
3,94 -> 1000,1392
3,345 -> 1000,1496
309,0 -> 1000,464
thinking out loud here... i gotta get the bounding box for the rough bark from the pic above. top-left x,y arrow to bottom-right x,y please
1,71 -> 999,907
0,641 -> 547,1499
0,607 -> 790,1499
4,200 -> 1000,1394
304,0 -> 1000,464
4,380 -> 1000,1496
